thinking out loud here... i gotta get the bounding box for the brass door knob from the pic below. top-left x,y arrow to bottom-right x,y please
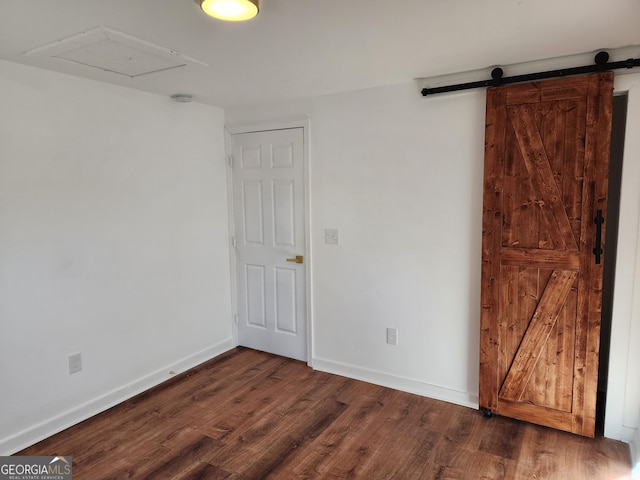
286,255 -> 304,264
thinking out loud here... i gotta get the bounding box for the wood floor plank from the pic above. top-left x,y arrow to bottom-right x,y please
139,435 -> 223,480
205,371 -> 350,473
16,347 -> 632,479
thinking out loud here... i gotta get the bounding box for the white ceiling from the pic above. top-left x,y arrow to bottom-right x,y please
1,0 -> 639,108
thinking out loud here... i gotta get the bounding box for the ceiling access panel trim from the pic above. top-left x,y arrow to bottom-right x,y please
23,26 -> 208,79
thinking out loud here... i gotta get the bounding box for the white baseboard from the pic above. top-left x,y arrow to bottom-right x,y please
632,427 -> 640,480
0,339 -> 236,456
312,357 -> 479,410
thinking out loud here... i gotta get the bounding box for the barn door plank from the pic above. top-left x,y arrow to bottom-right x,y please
479,86 -> 507,412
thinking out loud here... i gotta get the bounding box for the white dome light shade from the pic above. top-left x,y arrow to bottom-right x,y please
199,0 -> 259,21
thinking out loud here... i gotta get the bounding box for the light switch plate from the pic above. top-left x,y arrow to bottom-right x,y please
325,228 -> 339,245
386,328 -> 398,346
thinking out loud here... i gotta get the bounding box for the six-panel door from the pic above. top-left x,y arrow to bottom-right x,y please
232,128 -> 307,361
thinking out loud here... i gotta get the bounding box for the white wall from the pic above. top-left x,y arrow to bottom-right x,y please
0,59 -> 234,455
227,73 -> 640,442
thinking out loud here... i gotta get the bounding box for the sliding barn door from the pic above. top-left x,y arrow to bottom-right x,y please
479,73 -> 614,437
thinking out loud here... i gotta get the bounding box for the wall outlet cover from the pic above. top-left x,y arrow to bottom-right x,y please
68,353 -> 82,374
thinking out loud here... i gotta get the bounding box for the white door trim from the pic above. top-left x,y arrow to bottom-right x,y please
225,117 -> 312,366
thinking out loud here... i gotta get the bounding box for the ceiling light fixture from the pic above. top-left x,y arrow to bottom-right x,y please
196,0 -> 259,21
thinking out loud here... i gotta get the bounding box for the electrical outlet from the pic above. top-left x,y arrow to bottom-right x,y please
325,228 -> 339,245
386,328 -> 398,346
68,353 -> 82,374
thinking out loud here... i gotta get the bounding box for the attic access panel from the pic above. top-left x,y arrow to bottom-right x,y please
24,26 -> 208,78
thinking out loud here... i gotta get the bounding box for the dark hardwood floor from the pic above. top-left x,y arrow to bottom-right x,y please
18,348 -> 632,479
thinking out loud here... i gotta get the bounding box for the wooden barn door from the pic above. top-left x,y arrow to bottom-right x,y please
479,73 -> 614,437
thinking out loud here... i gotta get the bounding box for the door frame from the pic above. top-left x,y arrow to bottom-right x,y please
225,118 -> 313,366
606,78 -> 640,442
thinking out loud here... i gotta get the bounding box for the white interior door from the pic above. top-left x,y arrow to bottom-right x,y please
232,127 -> 307,361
